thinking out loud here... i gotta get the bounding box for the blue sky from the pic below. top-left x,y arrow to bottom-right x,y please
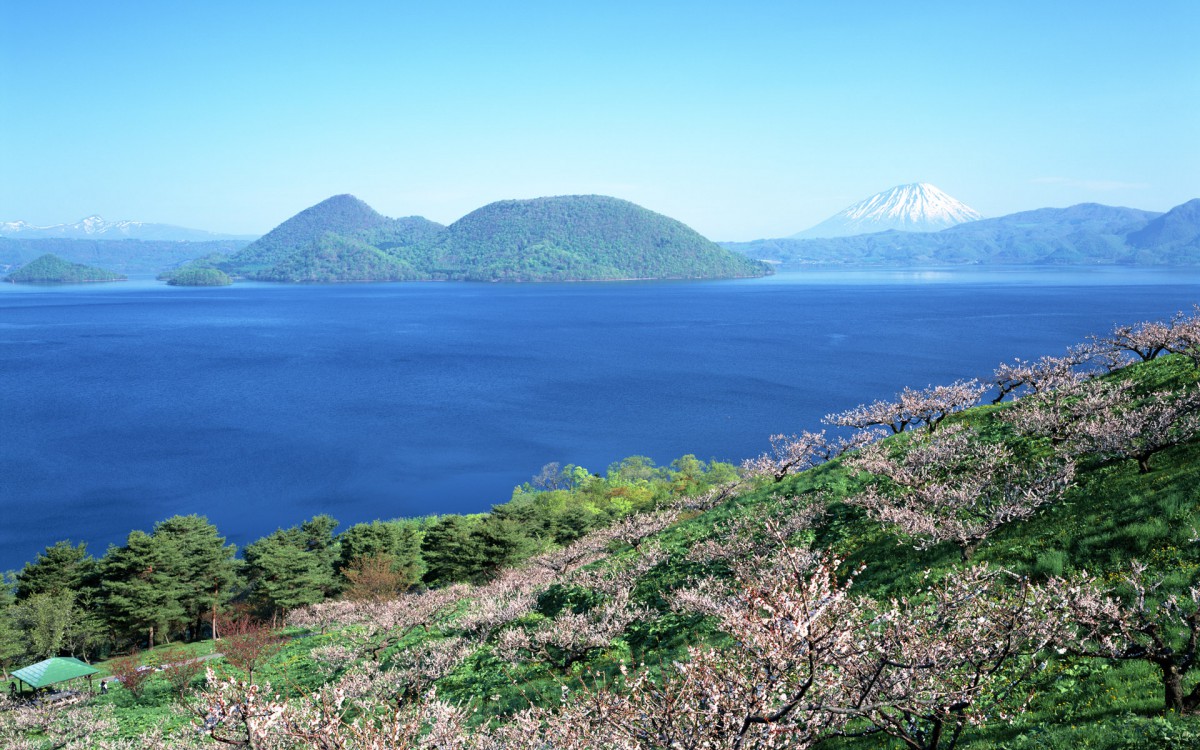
2,1 -> 1197,239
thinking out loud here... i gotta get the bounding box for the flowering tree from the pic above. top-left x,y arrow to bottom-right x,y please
1048,562 -> 1200,714
667,548 -> 862,747
1000,378 -> 1131,447
1165,306 -> 1200,369
1070,387 -> 1200,474
218,616 -> 284,685
741,430 -> 881,483
826,380 -> 986,435
848,425 -> 1075,560
1093,312 -> 1188,363
291,585 -> 469,660
990,351 -> 1088,404
107,650 -> 153,700
836,566 -> 1063,750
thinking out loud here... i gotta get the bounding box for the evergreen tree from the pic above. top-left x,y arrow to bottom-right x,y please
14,541 -> 98,600
420,516 -> 482,586
336,520 -> 422,589
100,531 -> 187,648
243,516 -> 339,620
470,515 -> 538,579
151,515 -> 240,640
243,536 -> 332,620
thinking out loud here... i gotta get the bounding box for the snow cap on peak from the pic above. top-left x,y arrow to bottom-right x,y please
793,183 -> 982,239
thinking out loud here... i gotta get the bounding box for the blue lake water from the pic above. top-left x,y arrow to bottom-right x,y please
2,267 -> 1199,572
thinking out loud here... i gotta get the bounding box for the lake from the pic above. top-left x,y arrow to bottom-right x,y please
2,267 -> 1198,572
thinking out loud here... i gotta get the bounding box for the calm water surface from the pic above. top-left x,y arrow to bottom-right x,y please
2,267 -> 1198,570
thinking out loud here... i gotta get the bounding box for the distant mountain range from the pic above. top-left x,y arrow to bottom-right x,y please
792,183 -> 983,238
0,238 -> 251,276
725,199 -> 1200,267
168,194 -> 770,283
0,215 -> 257,242
6,191 -> 1200,279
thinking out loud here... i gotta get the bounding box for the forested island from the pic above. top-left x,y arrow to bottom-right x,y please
161,267 -> 233,286
3,254 -> 125,284
173,194 -> 771,283
4,310 -> 1200,747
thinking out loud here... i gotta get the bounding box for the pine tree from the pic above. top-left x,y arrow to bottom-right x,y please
14,541 -> 98,600
421,515 -> 482,586
100,531 -> 187,648
151,515 -> 240,640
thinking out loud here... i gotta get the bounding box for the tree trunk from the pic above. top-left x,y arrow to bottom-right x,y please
959,539 -> 981,563
1138,454 -> 1152,474
1184,680 -> 1200,713
149,625 -> 155,650
1163,666 -> 1185,714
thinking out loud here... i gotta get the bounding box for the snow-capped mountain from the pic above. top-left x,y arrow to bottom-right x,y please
0,216 -> 255,242
792,183 -> 983,239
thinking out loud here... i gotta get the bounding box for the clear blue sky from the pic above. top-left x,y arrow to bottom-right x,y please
2,1 -> 1197,240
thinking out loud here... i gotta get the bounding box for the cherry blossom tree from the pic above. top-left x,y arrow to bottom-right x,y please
835,566 -> 1063,750
848,425 -> 1075,560
825,380 -> 987,435
1165,306 -> 1200,369
529,586 -> 654,669
1000,378 -> 1132,447
741,430 -> 882,483
1048,562 -> 1200,714
990,351 -> 1088,404
667,547 -> 862,747
1071,386 -> 1200,473
1093,312 -> 1188,363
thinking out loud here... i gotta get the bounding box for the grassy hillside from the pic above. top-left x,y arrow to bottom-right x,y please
4,253 -> 125,283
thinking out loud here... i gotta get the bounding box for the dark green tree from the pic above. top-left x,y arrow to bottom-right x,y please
150,515 -> 240,640
470,515 -> 538,579
99,531 -> 187,648
14,541 -> 98,600
420,516 -> 482,586
336,520 -> 422,589
243,516 -> 339,622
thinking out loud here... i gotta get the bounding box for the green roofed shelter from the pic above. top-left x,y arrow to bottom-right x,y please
11,657 -> 99,693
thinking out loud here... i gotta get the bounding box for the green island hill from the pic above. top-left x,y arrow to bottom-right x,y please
4,253 -> 126,283
161,267 -> 233,286
173,193 -> 771,283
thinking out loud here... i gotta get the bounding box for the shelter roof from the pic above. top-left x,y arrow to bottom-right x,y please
11,657 -> 99,689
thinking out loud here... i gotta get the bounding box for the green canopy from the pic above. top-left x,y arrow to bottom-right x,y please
11,657 -> 99,689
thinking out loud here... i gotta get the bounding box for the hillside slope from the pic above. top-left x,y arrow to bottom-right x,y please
436,195 -> 768,281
